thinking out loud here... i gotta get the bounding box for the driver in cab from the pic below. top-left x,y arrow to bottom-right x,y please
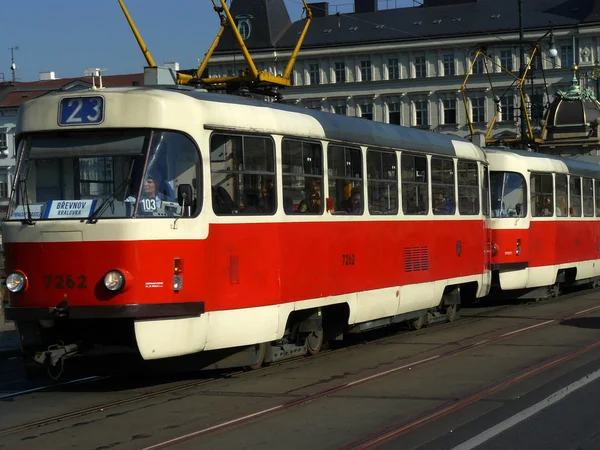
139,170 -> 165,215
126,169 -> 176,217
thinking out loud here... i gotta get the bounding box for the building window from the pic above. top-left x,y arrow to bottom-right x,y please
360,60 -> 372,81
309,64 -> 320,85
0,181 -> 7,198
443,54 -> 455,76
471,97 -> 485,123
561,46 -> 574,68
500,50 -> 513,71
0,133 -> 6,149
530,91 -> 545,125
361,103 -> 373,120
388,58 -> 399,80
415,56 -> 426,78
335,62 -> 346,83
472,57 -> 484,74
388,102 -> 400,125
334,104 -> 347,115
442,99 -> 457,124
78,157 -> 114,198
415,100 -> 428,126
501,96 -> 515,121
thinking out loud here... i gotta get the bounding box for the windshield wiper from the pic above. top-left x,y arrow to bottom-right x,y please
19,178 -> 35,225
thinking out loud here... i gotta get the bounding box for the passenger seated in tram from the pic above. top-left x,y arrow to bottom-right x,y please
297,179 -> 321,213
346,187 -> 363,214
260,177 -> 276,213
434,192 -> 454,214
540,197 -> 554,217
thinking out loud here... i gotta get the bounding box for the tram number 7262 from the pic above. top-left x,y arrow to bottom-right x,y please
43,274 -> 87,289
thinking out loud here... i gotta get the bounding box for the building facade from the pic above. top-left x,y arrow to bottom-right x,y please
206,0 -> 600,145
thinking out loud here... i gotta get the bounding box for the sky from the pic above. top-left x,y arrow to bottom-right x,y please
1,0 -> 413,83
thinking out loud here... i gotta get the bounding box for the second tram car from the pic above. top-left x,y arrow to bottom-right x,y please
487,148 -> 600,298
2,86 -> 492,374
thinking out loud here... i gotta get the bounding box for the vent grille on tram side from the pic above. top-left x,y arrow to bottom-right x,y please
404,246 -> 430,272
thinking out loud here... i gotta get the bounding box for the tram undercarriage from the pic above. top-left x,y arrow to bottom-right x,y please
15,289 -> 465,380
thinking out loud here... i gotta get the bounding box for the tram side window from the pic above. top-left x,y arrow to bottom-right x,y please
282,139 -> 323,215
530,172 -> 553,217
210,133 -> 276,215
457,160 -> 479,215
328,145 -> 363,215
583,178 -> 594,217
555,174 -> 568,217
490,171 -> 526,218
401,153 -> 428,215
481,164 -> 490,216
431,157 -> 455,215
367,149 -> 398,215
596,180 -> 600,216
569,176 -> 582,217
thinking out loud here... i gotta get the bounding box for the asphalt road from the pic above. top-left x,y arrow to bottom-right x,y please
1,291 -> 600,450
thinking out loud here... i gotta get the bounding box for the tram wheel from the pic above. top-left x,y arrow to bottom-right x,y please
445,304 -> 458,323
408,313 -> 426,331
306,329 -> 324,356
244,343 -> 267,371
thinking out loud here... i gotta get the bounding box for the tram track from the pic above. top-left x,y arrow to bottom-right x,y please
342,339 -> 600,450
0,288 -> 595,441
138,289 -> 600,450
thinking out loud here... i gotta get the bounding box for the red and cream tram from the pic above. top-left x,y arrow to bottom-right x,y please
3,86 -> 491,374
487,148 -> 600,299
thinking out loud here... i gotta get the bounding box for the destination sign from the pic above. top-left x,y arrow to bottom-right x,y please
45,200 -> 97,219
10,204 -> 44,220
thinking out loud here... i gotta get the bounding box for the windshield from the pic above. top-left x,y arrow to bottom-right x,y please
490,171 -> 527,218
8,130 -> 201,221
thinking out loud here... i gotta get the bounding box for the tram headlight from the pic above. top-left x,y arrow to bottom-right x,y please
492,244 -> 498,257
516,238 -> 521,256
6,272 -> 26,293
104,270 -> 125,292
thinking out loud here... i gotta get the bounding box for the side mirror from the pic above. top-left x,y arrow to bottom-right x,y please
177,184 -> 194,207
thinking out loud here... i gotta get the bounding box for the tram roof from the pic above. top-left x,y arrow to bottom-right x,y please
485,147 -> 600,178
179,89 -> 485,161
16,87 -> 485,162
